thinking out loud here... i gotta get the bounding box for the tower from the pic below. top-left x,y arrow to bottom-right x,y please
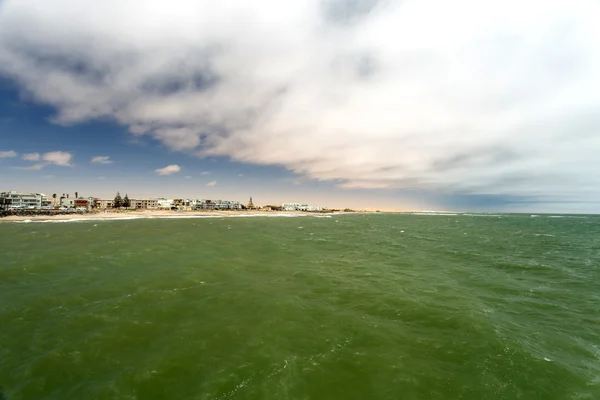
248,196 -> 254,209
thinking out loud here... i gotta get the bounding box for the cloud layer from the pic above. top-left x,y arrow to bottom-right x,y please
1,0 -> 600,203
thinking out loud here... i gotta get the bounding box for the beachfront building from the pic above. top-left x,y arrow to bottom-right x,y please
89,197 -> 100,209
172,199 -> 190,210
0,191 -> 45,209
60,197 -> 75,208
41,197 -> 53,208
157,198 -> 174,209
130,199 -> 158,209
96,199 -> 113,209
282,203 -> 324,212
191,199 -> 242,210
74,198 -> 90,209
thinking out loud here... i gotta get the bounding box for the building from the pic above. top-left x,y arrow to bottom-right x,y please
157,198 -> 174,209
282,203 -> 324,212
131,199 -> 158,209
172,199 -> 189,209
74,198 -> 90,209
0,191 -> 44,209
96,199 -> 114,209
88,197 -> 100,208
60,197 -> 75,208
191,199 -> 242,210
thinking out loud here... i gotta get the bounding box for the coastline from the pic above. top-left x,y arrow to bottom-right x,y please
0,209 -> 462,223
0,209 -> 349,223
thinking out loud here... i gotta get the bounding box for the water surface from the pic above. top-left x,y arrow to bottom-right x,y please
1,214 -> 599,399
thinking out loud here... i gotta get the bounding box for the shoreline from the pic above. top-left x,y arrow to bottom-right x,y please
0,209 -> 354,223
0,209 -> 466,223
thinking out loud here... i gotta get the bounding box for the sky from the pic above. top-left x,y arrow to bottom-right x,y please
1,0 -> 600,212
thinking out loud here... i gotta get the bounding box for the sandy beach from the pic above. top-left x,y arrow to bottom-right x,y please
0,209 -> 346,222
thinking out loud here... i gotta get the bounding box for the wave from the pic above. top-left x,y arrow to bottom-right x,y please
11,213 -> 322,223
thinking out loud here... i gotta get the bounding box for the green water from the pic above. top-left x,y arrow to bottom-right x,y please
1,214 -> 599,399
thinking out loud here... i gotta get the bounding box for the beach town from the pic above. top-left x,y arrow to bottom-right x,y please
0,190 -> 357,221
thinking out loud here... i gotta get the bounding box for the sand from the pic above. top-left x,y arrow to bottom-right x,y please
0,209 -> 339,222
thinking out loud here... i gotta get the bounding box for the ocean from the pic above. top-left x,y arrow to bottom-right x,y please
1,213 -> 599,399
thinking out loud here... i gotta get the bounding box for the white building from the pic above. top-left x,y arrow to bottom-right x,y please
60,197 -> 75,207
0,191 -> 44,209
282,203 -> 323,211
191,199 -> 242,210
157,198 -> 174,209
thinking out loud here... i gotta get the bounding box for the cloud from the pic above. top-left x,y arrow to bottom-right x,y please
155,164 -> 181,175
184,175 -> 191,179
22,152 -> 40,161
11,151 -> 72,169
42,151 -> 73,166
1,1 -> 600,205
0,150 -> 17,158
206,181 -> 217,186
13,163 -> 45,171
91,155 -> 113,164
200,171 -> 210,175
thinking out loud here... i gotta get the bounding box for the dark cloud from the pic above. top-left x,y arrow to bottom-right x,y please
322,0 -> 383,25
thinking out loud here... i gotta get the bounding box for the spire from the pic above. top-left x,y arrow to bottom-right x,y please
248,196 -> 254,208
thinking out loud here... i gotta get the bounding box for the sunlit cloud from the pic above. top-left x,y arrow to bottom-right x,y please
42,151 -> 73,166
155,164 -> 181,175
12,151 -> 73,169
206,181 -> 217,187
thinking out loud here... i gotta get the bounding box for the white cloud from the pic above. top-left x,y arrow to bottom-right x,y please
13,163 -> 45,171
1,0 -> 600,204
42,151 -> 73,166
200,171 -> 210,175
206,181 -> 217,186
155,164 -> 181,175
91,155 -> 113,164
0,150 -> 17,158
22,152 -> 40,161
184,175 -> 191,179
11,151 -> 72,169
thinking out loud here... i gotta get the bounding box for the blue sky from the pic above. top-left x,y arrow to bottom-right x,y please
1,0 -> 600,212
0,79 -> 432,210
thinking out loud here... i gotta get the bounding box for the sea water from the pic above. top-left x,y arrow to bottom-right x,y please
1,213 -> 599,399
